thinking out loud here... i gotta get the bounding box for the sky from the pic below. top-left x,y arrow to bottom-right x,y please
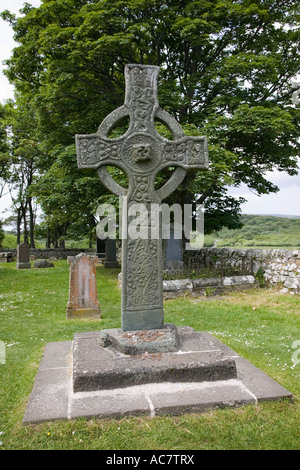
0,0 -> 299,218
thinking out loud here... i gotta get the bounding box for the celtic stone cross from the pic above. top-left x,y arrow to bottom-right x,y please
76,64 -> 209,331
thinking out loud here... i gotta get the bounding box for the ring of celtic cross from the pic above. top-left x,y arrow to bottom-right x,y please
76,64 -> 209,203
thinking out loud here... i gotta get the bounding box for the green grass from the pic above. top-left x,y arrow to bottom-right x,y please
205,214 -> 300,248
0,261 -> 299,450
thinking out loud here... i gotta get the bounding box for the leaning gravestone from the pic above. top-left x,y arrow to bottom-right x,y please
66,253 -> 100,319
16,242 -> 31,269
23,65 -> 293,424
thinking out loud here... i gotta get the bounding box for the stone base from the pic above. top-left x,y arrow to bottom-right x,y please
99,323 -> 180,355
16,262 -> 31,269
66,307 -> 101,320
74,327 -> 237,392
23,329 -> 293,424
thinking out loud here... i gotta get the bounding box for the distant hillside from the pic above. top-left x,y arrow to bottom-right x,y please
252,214 -> 300,219
205,214 -> 300,248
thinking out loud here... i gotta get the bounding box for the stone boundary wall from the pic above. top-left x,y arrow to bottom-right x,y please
2,246 -> 300,294
184,248 -> 300,295
0,248 -> 94,260
163,275 -> 257,298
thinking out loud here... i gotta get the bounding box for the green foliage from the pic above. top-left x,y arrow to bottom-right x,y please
214,214 -> 300,248
1,0 -> 299,236
255,266 -> 265,288
30,144 -> 107,244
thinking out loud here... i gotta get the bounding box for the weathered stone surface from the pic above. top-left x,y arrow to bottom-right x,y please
23,341 -> 72,424
33,259 -> 54,268
75,64 -> 209,331
103,238 -> 119,268
73,328 -> 237,392
0,252 -> 13,262
66,253 -> 100,319
99,323 -> 180,355
184,248 -> 300,295
23,333 -> 293,424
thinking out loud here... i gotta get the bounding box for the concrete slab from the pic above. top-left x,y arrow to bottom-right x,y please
23,332 -> 293,425
23,341 -> 72,424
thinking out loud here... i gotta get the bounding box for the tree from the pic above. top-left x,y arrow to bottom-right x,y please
0,103 -> 10,211
1,97 -> 46,247
30,144 -> 108,248
1,0 -> 299,235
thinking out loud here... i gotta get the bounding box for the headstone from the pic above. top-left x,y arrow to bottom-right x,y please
76,64 -> 209,334
164,228 -> 184,272
16,243 -> 31,269
96,238 -> 105,260
66,253 -> 100,319
104,238 -> 119,268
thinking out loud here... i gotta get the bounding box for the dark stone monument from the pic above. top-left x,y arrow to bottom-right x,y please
16,242 -> 31,269
104,238 -> 119,268
96,238 -> 105,261
164,228 -> 184,272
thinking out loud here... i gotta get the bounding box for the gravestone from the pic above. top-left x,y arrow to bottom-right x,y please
66,253 -> 100,319
104,238 -> 119,268
96,238 -> 105,260
16,242 -> 31,269
164,228 -> 184,272
76,64 -> 209,333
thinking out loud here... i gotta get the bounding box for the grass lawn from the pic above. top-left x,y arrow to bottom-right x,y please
0,260 -> 299,450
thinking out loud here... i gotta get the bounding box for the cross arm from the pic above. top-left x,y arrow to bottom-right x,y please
75,133 -> 123,170
160,135 -> 209,171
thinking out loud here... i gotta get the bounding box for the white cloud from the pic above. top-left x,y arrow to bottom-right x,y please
228,171 -> 300,216
0,0 -> 42,103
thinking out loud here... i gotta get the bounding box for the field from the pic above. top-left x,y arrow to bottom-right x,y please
204,214 -> 300,248
0,260 -> 299,450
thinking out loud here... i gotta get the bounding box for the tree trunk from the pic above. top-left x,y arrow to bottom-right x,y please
22,202 -> 29,244
16,208 -> 22,245
28,197 -> 35,248
46,226 -> 51,248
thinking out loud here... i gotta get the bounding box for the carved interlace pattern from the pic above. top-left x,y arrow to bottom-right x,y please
126,238 -> 160,308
